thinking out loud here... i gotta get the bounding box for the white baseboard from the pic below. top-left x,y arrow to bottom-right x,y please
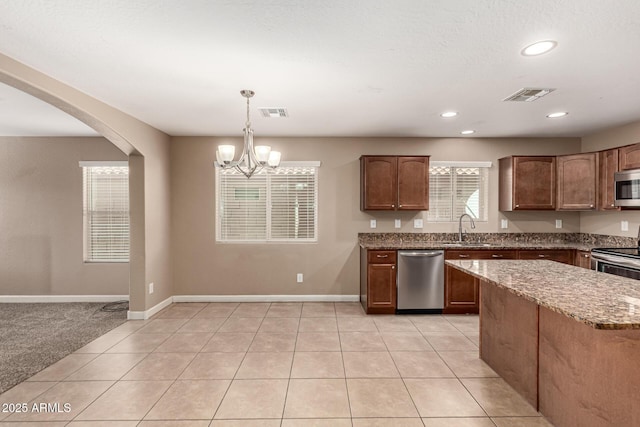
127,296 -> 173,320
172,294 -> 360,303
0,295 -> 129,303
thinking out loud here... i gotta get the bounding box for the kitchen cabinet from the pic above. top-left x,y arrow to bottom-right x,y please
574,250 -> 592,269
499,156 -> 556,211
619,142 -> 640,170
599,148 -> 620,210
556,153 -> 598,210
360,249 -> 396,314
444,249 -> 517,314
360,156 -> 429,211
517,249 -> 573,265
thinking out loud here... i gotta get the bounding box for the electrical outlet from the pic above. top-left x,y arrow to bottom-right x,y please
555,219 -> 562,229
501,219 -> 508,229
622,220 -> 629,231
370,219 -> 377,229
413,219 -> 423,229
148,282 -> 154,294
296,273 -> 303,283
394,219 -> 401,228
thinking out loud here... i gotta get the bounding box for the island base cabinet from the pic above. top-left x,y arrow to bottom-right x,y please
479,280 -> 539,409
539,307 -> 640,427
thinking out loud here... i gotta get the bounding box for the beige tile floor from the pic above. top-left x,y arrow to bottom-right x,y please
0,302 -> 554,426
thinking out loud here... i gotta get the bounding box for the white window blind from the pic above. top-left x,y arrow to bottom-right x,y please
216,164 -> 318,242
428,164 -> 489,222
82,164 -> 130,262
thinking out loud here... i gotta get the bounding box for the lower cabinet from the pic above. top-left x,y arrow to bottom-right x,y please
444,250 -> 517,314
360,249 -> 397,314
445,265 -> 479,314
574,250 -> 592,269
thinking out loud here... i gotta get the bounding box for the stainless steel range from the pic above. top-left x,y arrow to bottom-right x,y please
591,247 -> 640,280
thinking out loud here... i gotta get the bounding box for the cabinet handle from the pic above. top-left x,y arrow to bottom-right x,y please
611,204 -> 615,207
376,254 -> 389,258
515,204 -> 520,208
590,204 -> 594,208
391,266 -> 395,269
459,254 -> 471,258
491,254 -> 503,258
583,254 -> 590,258
391,204 -> 395,208
399,204 -> 403,207
538,254 -> 548,258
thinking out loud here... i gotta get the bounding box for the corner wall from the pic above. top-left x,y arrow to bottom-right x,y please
0,137 -> 129,295
580,119 -> 640,237
170,136 -> 581,297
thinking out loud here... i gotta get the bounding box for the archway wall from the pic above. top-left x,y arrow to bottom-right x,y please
0,53 -> 172,312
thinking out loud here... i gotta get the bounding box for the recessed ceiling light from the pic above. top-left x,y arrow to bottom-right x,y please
546,111 -> 568,118
461,130 -> 475,135
521,40 -> 557,56
440,111 -> 458,118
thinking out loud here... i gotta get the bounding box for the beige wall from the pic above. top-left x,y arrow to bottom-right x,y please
0,53 -> 172,311
171,136 -> 581,297
0,137 -> 129,295
580,119 -> 640,238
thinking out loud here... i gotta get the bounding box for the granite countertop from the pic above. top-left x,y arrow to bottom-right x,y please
446,259 -> 640,330
359,232 -> 635,252
360,241 -> 594,251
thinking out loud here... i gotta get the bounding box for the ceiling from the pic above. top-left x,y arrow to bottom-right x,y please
1,0 -> 640,138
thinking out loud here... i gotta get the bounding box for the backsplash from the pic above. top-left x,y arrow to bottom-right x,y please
359,232 -> 636,248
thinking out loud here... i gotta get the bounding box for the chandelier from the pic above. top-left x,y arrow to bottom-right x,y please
216,90 -> 282,178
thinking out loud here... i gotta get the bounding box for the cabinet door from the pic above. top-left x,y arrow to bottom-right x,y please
518,249 -> 573,264
361,156 -> 398,210
557,153 -> 597,210
397,157 -> 429,210
513,157 -> 556,210
619,143 -> 640,170
444,265 -> 479,314
599,149 -> 620,211
574,250 -> 592,269
367,263 -> 396,312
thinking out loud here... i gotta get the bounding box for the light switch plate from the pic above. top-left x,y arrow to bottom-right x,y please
296,273 -> 303,283
414,219 -> 424,229
501,219 -> 508,229
555,219 -> 562,229
370,219 -> 377,229
622,220 -> 629,231
394,219 -> 401,229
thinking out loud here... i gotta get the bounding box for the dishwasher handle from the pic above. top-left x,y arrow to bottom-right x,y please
399,251 -> 443,257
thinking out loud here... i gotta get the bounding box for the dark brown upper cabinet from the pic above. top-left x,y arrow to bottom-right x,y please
599,148 -> 620,211
360,156 -> 429,211
499,156 -> 556,211
619,142 -> 640,170
556,153 -> 598,211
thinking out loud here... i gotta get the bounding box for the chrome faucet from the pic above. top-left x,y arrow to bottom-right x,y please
458,213 -> 476,242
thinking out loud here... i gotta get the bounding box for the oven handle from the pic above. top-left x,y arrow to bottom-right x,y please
591,252 -> 640,271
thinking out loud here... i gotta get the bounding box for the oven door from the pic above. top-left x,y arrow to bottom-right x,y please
592,253 -> 640,280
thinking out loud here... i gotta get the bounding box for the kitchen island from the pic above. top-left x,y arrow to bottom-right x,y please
446,259 -> 640,427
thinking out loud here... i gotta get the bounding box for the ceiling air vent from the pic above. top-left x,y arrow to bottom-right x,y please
503,88 -> 556,102
259,108 -> 289,118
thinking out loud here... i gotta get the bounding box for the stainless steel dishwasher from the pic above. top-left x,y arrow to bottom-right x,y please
397,250 -> 444,313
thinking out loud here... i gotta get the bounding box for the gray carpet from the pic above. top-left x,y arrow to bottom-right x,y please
0,302 -> 127,394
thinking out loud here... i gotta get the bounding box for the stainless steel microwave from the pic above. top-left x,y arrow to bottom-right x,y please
615,169 -> 640,207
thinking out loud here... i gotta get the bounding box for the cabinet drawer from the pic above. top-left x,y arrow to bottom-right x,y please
518,249 -> 572,264
445,250 -> 518,260
368,250 -> 397,264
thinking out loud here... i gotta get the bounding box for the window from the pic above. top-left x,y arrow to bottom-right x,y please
427,161 -> 490,222
81,161 -> 130,262
216,162 -> 319,242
